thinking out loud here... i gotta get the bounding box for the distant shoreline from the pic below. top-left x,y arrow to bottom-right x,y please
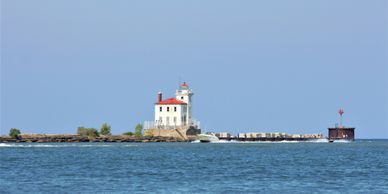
0,134 -> 187,143
1,134 -> 384,143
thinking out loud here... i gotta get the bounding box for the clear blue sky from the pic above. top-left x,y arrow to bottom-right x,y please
1,0 -> 387,138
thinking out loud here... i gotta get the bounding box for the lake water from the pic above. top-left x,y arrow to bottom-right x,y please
1,140 -> 387,193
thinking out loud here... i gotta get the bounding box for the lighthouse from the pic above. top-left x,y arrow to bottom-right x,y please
175,82 -> 193,126
144,82 -> 201,140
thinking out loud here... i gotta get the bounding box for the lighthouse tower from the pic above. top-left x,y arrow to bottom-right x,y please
176,82 -> 193,126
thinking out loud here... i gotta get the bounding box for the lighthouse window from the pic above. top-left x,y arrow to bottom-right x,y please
167,107 -> 170,112
159,107 -> 162,112
174,107 -> 177,112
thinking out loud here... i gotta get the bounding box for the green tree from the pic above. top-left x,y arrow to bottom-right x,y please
9,128 -> 21,139
135,123 -> 143,137
77,127 -> 99,137
122,131 -> 134,136
100,123 -> 111,136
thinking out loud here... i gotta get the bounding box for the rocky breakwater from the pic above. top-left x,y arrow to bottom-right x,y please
0,134 -> 187,143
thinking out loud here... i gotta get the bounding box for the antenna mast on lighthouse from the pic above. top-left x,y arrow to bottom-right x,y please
338,108 -> 344,128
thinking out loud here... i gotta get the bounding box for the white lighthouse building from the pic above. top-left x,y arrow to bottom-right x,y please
144,82 -> 200,139
154,82 -> 194,127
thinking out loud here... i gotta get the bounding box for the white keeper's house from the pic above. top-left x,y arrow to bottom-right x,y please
144,82 -> 201,140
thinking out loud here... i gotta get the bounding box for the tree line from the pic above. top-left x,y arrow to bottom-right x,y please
8,123 -> 143,138
76,123 -> 143,137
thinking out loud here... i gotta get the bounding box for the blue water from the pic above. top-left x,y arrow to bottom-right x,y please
1,140 -> 387,194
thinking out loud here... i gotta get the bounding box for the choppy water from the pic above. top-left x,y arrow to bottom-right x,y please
1,140 -> 387,194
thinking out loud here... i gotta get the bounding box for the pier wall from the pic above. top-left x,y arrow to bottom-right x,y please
219,137 -> 324,142
144,126 -> 201,140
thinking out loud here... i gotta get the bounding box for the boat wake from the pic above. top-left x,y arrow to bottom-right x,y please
307,139 -> 329,143
331,139 -> 352,143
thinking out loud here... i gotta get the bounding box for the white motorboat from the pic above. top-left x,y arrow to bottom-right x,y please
197,134 -> 219,143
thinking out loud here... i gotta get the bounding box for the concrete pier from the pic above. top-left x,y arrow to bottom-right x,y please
218,137 -> 324,142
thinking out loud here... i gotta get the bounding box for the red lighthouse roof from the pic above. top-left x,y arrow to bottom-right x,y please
181,82 -> 189,87
156,98 -> 187,105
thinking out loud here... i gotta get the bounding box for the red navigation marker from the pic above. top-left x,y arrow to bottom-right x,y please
339,108 -> 344,116
338,108 -> 344,128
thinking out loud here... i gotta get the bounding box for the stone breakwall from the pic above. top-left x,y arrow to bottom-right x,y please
0,134 -> 187,143
144,126 -> 201,141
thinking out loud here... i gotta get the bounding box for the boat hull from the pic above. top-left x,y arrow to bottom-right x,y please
197,134 -> 219,143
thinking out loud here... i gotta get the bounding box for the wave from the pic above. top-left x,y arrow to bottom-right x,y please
332,139 -> 352,143
0,143 -> 62,148
308,139 -> 329,143
0,143 -> 13,147
0,143 -> 138,148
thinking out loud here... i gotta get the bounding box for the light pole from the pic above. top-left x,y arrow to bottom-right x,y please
338,108 -> 344,128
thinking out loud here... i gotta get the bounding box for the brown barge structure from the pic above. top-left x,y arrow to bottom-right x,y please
328,108 -> 355,142
328,127 -> 355,142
